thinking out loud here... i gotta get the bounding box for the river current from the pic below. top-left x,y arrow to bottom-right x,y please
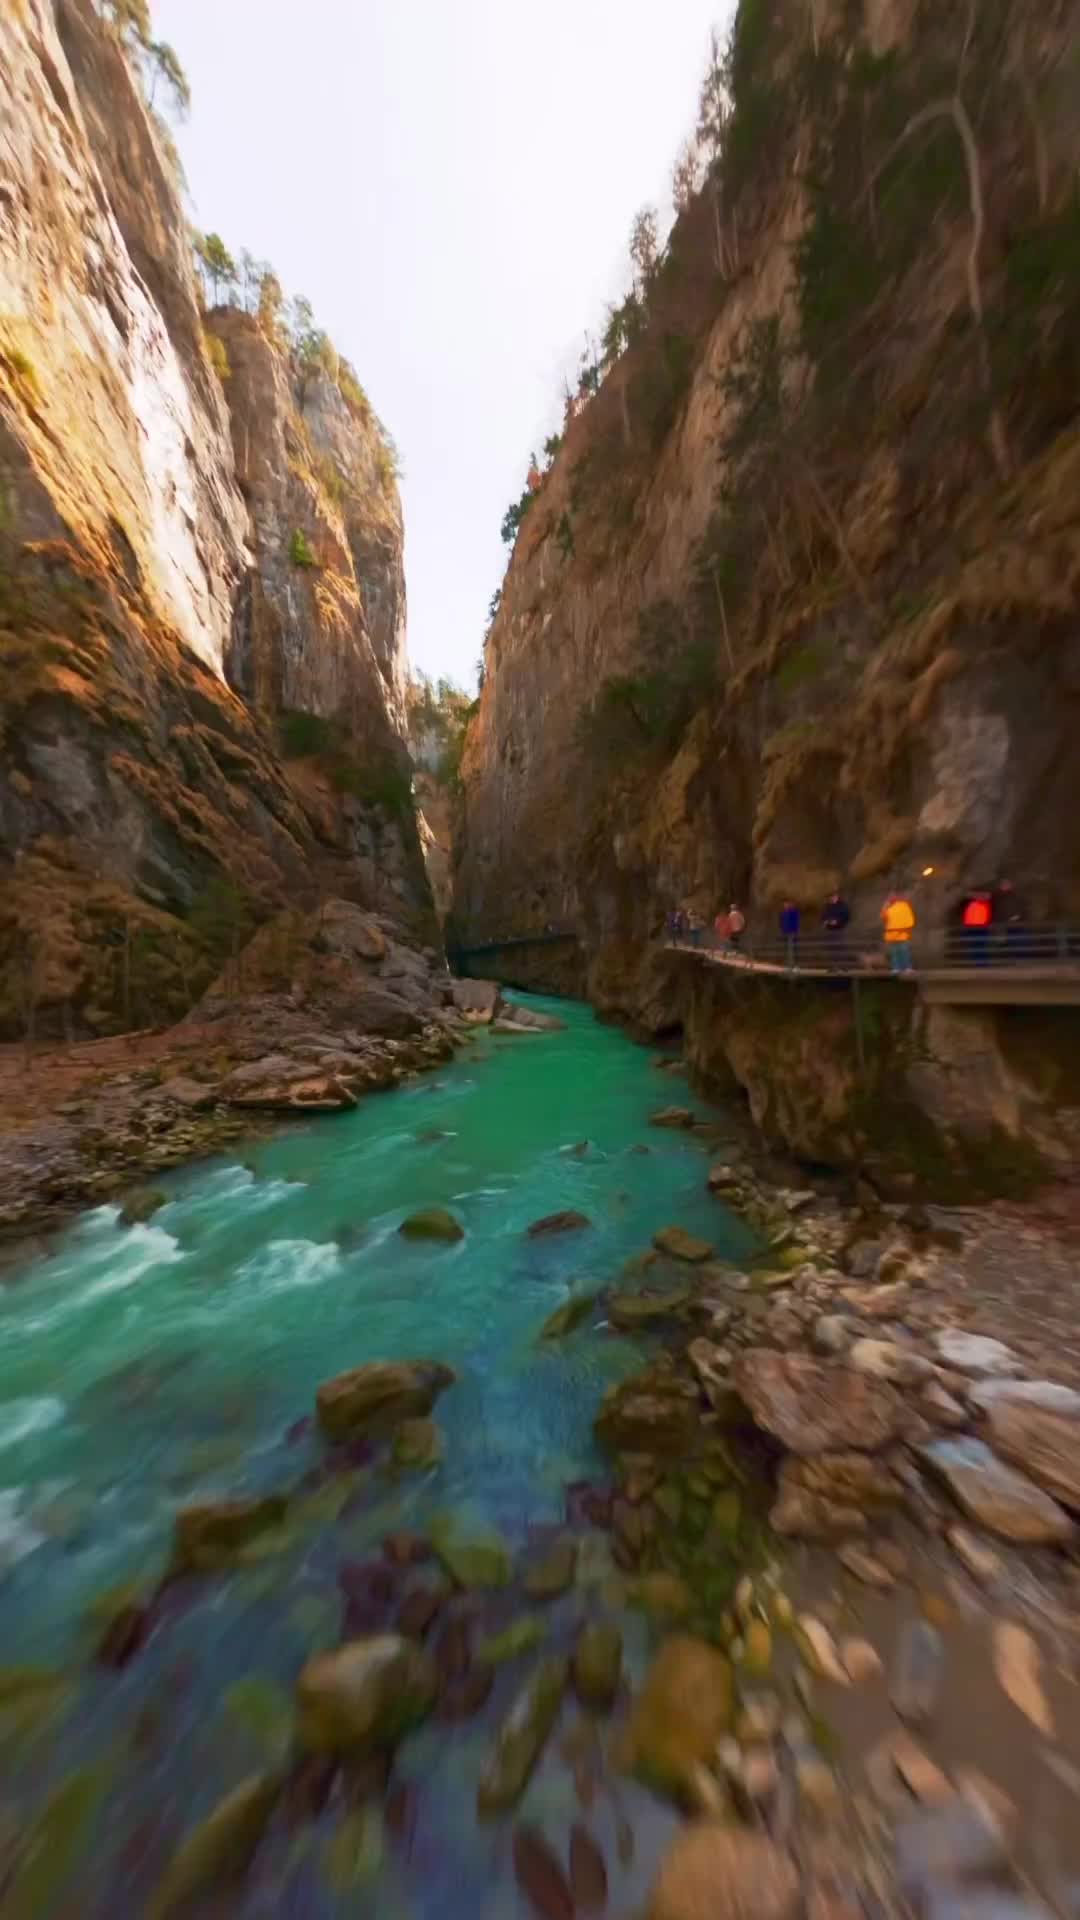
0,994 -> 756,1916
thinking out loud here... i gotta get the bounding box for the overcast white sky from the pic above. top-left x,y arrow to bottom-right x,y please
153,0 -> 730,689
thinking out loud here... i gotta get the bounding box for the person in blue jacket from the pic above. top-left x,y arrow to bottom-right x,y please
779,899 -> 801,966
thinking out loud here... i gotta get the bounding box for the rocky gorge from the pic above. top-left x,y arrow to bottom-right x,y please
3,2 -> 1080,1918
452,0 -> 1080,1194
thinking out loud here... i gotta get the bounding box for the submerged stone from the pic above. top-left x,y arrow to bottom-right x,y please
173,1494 -> 288,1573
620,1635 -> 733,1796
513,1824 -> 575,1920
315,1360 -> 455,1440
573,1622 -> 622,1710
527,1209 -> 591,1236
524,1538 -> 578,1599
539,1292 -> 600,1339
476,1615 -> 546,1665
398,1208 -> 464,1242
607,1287 -> 691,1330
650,1107 -> 696,1129
295,1635 -> 436,1756
646,1826 -> 799,1920
392,1418 -> 444,1470
434,1525 -> 512,1590
476,1655 -> 569,1815
149,1774 -> 281,1919
652,1226 -> 712,1263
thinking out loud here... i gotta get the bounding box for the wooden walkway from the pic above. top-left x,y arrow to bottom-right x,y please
667,940 -> 1080,1007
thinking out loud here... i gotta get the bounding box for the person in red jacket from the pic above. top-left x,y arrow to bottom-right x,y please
961,890 -> 992,966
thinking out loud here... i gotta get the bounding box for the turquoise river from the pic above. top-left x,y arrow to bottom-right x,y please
0,993 -> 759,1918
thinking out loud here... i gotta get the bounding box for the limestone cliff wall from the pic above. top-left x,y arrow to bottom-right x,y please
455,0 -> 1080,1187
0,0 -> 429,1036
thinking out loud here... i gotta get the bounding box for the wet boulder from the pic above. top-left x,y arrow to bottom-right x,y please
392,1418 -> 444,1470
572,1622 -> 622,1710
647,1826 -> 799,1920
733,1351 -> 904,1454
434,1524 -> 512,1590
539,1291 -> 600,1340
118,1187 -> 167,1227
650,1107 -> 696,1129
295,1635 -> 437,1756
527,1210 -> 591,1237
477,1655 -> 569,1815
608,1287 -> 691,1331
595,1372 -> 700,1456
524,1538 -> 578,1599
398,1207 -> 464,1242
652,1226 -> 713,1264
173,1494 -> 288,1572
315,1360 -> 455,1440
619,1635 -> 733,1796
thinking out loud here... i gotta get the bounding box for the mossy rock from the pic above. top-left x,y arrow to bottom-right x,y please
476,1615 -> 545,1665
148,1774 -> 281,1919
398,1208 -> 464,1242
433,1522 -> 512,1590
539,1291 -> 600,1340
572,1622 -> 622,1710
477,1656 -> 569,1815
392,1418 -> 443,1470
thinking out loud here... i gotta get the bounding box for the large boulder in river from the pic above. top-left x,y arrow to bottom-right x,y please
733,1351 -> 904,1454
173,1494 -> 287,1572
316,1360 -> 455,1440
650,1107 -> 696,1130
398,1207 -> 464,1242
296,1635 -> 437,1755
619,1635 -> 732,1796
497,1003 -> 566,1031
647,1826 -> 799,1920
918,1436 -> 1074,1543
451,978 -> 500,1022
985,1401 -> 1080,1510
595,1372 -> 700,1456
652,1226 -> 713,1263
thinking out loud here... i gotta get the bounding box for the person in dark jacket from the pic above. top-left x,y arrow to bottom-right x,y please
992,879 -> 1027,961
821,891 -> 851,969
779,900 -> 800,966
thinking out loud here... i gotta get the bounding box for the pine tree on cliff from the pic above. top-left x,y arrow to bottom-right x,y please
194,233 -> 238,307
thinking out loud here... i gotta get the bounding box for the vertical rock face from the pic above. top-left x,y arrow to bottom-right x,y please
212,310 -> 408,737
454,0 -> 1080,1183
2,0 -> 248,671
0,0 -> 429,1036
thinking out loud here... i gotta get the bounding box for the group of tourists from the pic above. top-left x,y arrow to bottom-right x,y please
775,892 -> 916,974
667,878 -> 1033,974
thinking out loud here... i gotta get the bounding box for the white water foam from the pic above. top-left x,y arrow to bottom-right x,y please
0,1488 -> 46,1575
0,1396 -> 65,1453
234,1239 -> 340,1300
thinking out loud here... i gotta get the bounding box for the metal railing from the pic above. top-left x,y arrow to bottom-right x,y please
666,924 -> 1080,976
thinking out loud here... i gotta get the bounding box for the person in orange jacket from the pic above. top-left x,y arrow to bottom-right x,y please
881,890 -> 916,973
